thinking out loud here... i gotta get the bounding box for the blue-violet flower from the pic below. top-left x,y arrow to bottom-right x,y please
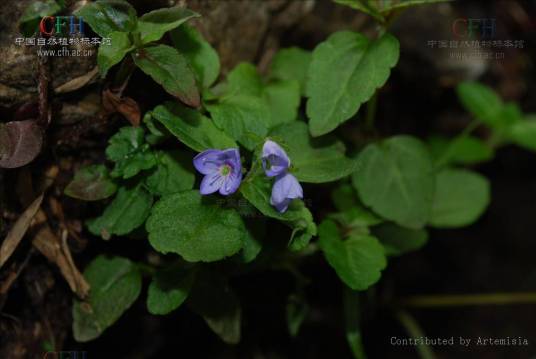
262,140 -> 303,213
193,148 -> 242,195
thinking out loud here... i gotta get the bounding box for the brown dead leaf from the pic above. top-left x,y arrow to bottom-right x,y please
0,120 -> 43,169
0,194 -> 44,269
103,89 -> 141,126
32,212 -> 89,299
54,67 -> 99,94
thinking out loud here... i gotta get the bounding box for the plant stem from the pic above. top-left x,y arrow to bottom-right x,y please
399,292 -> 536,308
365,91 -> 378,130
434,120 -> 480,169
395,310 -> 437,359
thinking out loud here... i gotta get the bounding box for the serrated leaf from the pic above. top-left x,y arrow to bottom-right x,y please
75,0 -> 137,37
429,168 -> 490,228
207,95 -> 270,150
147,264 -> 195,315
133,44 -> 200,107
372,222 -> 428,256
19,0 -> 61,37
137,6 -> 199,44
171,24 -> 220,88
87,185 -> 153,239
270,47 -> 311,95
456,81 -> 505,128
240,174 -> 316,251
306,31 -> 399,136
352,135 -> 435,229
97,31 -> 133,77
146,190 -> 246,262
270,121 -> 358,183
145,150 -> 195,196
225,63 -> 263,96
318,219 -> 386,291
106,127 -> 156,179
188,271 -> 241,344
65,164 -> 117,201
151,101 -> 237,152
73,255 -> 142,342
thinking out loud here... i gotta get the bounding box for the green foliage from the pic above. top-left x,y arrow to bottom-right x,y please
146,191 -> 246,262
428,135 -> 493,166
286,293 -> 309,337
87,185 -> 153,239
106,127 -> 157,179
147,264 -> 196,315
270,121 -> 358,183
73,256 -> 142,342
306,31 -> 399,136
429,168 -> 490,228
171,24 -> 221,88
65,165 -> 117,201
133,45 -> 200,107
19,0 -> 62,37
318,219 -> 387,291
151,102 -> 237,152
270,47 -> 312,95
75,0 -> 137,37
136,7 -> 199,44
145,151 -> 195,196
97,31 -> 133,77
372,223 -> 428,256
352,136 -> 435,229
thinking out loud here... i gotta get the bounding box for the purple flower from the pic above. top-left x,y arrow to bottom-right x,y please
270,172 -> 303,213
193,148 -> 242,195
262,140 -> 290,177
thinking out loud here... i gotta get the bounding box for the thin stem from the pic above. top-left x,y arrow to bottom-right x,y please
399,292 -> 536,308
434,120 -> 480,169
395,310 -> 437,359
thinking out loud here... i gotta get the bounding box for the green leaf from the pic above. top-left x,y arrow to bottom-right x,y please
146,190 -> 246,262
73,255 -> 142,342
206,95 -> 270,150
171,24 -> 220,88
372,222 -> 428,256
97,31 -> 133,77
65,164 -> 117,201
509,116 -> 536,151
286,293 -> 309,337
456,82 -> 504,128
188,270 -> 241,344
106,127 -> 157,179
270,121 -> 358,183
225,63 -> 263,96
318,219 -> 386,291
352,135 -> 435,229
151,101 -> 237,152
428,135 -> 493,165
133,45 -> 200,107
19,0 -> 61,37
270,47 -> 312,95
75,0 -> 137,37
264,80 -> 301,127
87,185 -> 153,239
137,6 -> 199,44
429,168 -> 490,228
147,264 -> 196,315
306,31 -> 399,136
145,150 -> 195,196
240,174 -> 316,251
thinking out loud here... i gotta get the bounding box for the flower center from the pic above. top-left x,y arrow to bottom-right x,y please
220,164 -> 231,176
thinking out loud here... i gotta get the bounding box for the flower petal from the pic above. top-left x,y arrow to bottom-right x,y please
272,198 -> 291,213
193,149 -> 224,175
220,170 -> 242,195
200,171 -> 224,195
262,140 -> 290,177
271,172 -> 303,211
